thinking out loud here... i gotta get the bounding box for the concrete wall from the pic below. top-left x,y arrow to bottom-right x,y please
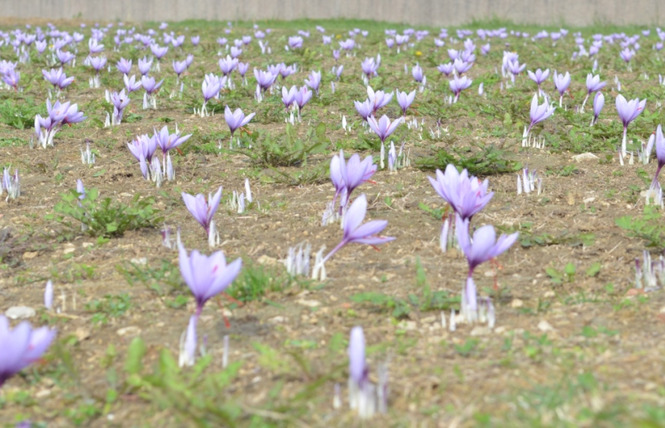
1,0 -> 662,27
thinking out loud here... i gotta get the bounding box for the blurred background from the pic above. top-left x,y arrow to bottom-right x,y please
3,0 -> 663,26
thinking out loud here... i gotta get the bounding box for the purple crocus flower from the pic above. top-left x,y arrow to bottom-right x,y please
2,69 -> 19,90
56,50 -> 75,66
182,186 -> 223,235
0,316 -> 56,388
191,35 -> 200,46
254,68 -> 277,92
367,115 -> 403,144
218,55 -> 238,76
591,92 -> 604,126
331,150 -> 376,209
127,134 -> 157,178
361,57 -> 379,79
527,68 -> 550,95
138,56 -> 153,75
123,74 -> 142,93
150,44 -> 168,60
449,75 -> 472,103
437,63 -> 454,76
86,55 -> 107,72
322,193 -> 395,264
116,57 -> 132,75
348,326 -> 368,387
367,87 -> 392,113
506,60 -> 526,79
652,125 -> 665,187
202,73 -> 222,104
110,89 -> 130,125
453,58 -> 472,75
281,85 -> 297,109
294,86 -> 313,113
396,89 -> 416,116
527,93 -> 555,134
616,94 -> 646,157
225,106 -> 255,137
582,73 -> 606,110
552,71 -> 570,106
304,70 -> 321,95
428,164 -> 493,220
141,75 -> 163,95
154,125 -> 191,154
42,67 -> 74,90
412,63 -> 424,83
178,243 -> 242,316
620,47 -> 635,63
354,99 -> 373,121
172,60 -> 188,78
456,216 -> 518,312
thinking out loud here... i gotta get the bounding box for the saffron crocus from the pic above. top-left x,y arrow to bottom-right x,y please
178,243 -> 242,317
437,63 -> 454,76
218,55 -> 238,76
527,68 -> 549,95
254,68 -> 277,93
525,93 -> 555,139
0,315 -> 56,388
123,74 -> 142,93
294,86 -> 313,115
201,73 -> 223,116
620,48 -> 635,64
138,56 -> 153,75
456,216 -> 518,313
116,57 -> 132,75
591,92 -> 604,126
367,115 -> 403,144
449,75 -> 472,103
331,150 -> 376,209
182,186 -> 223,235
552,71 -> 570,107
616,94 -> 646,158
281,85 -> 297,109
154,125 -> 191,156
172,60 -> 188,79
652,125 -> 665,187
367,87 -> 392,113
127,134 -> 158,179
361,57 -> 378,79
428,164 -> 493,220
179,315 -> 198,368
396,89 -> 415,116
582,73 -> 606,110
110,89 -> 130,125
348,326 -> 380,419
304,70 -> 321,95
321,194 -> 395,264
412,63 -> 424,83
453,58 -> 472,75
354,99 -> 373,121
42,67 -> 74,91
224,106 -> 255,138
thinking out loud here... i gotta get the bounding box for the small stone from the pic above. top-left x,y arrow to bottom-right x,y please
22,251 -> 38,260
82,242 -> 94,249
257,255 -> 280,267
397,320 -> 417,331
5,306 -> 36,319
537,320 -> 554,332
543,291 -> 556,298
75,328 -> 91,341
63,244 -> 76,255
117,326 -> 141,337
35,389 -> 51,398
130,257 -> 147,266
268,316 -> 286,324
470,326 -> 491,336
572,152 -> 599,162
297,299 -> 321,308
510,299 -> 524,308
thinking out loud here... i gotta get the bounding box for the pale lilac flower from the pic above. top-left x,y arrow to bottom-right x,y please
218,55 -> 238,76
330,150 -> 376,209
42,67 -> 74,90
616,94 -> 646,157
294,86 -> 312,112
527,93 -> 555,134
154,125 -> 191,154
282,85 -> 297,109
453,58 -> 472,75
224,106 -> 255,136
141,75 -> 163,95
449,75 -> 472,102
116,57 -> 132,75
362,57 -> 379,79
178,243 -> 242,316
552,71 -> 570,106
412,63 -> 424,83
172,60 -> 188,78
110,89 -> 130,125
322,194 -> 395,263
367,115 -> 403,143
305,70 -> 321,95
138,56 -> 153,75
367,87 -> 392,113
591,92 -> 604,125
0,316 -> 56,387
620,47 -> 635,63
428,164 -> 493,220
437,63 -> 454,76
396,89 -> 415,116
124,74 -> 142,93
182,186 -> 223,235
582,73 -> 606,110
354,99 -> 373,121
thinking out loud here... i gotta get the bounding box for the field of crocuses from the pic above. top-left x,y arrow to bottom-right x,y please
2,17 -> 665,426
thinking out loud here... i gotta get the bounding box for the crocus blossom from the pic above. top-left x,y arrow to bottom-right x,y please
616,94 -> 646,158
182,186 -> 223,235
178,243 -> 242,316
428,164 -> 493,220
224,106 -> 255,137
367,115 -> 403,143
0,315 -> 56,387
